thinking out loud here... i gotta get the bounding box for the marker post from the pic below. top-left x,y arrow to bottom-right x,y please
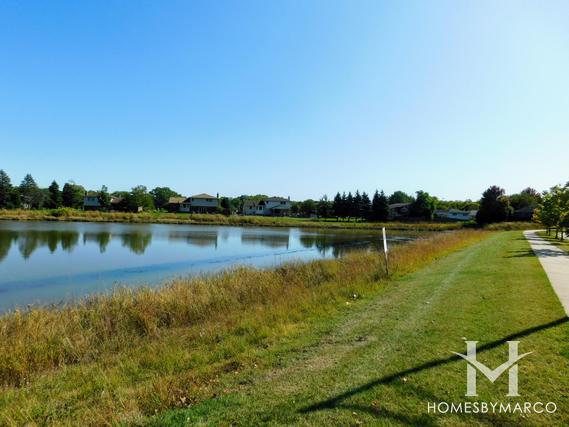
382,227 -> 389,276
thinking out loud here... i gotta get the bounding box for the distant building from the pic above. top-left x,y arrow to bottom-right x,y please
388,203 -> 411,220
83,192 -> 102,211
168,196 -> 186,212
180,193 -> 219,214
110,196 -> 124,211
243,197 -> 292,216
513,206 -> 535,221
434,209 -> 477,221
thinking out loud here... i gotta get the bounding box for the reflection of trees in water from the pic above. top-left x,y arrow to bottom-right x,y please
299,234 -> 376,258
121,233 -> 152,254
168,231 -> 218,248
83,232 -> 111,253
15,230 -> 80,259
0,231 -> 17,262
241,233 -> 290,249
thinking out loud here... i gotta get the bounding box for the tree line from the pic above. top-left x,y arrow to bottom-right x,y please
533,183 -> 569,240
0,169 -> 548,223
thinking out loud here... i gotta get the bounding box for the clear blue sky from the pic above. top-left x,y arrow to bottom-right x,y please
1,0 -> 567,201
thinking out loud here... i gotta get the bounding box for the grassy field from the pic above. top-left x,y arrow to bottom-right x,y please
1,230 -> 566,425
537,230 -> 569,253
0,208 -> 536,232
147,231 -> 569,426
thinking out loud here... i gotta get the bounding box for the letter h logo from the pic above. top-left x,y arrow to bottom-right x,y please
453,341 -> 532,397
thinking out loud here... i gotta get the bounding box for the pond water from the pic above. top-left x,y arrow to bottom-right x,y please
0,221 -> 421,312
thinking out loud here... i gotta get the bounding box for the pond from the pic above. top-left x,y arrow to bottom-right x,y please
0,220 -> 422,312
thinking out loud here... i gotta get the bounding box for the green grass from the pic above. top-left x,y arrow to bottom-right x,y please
1,231 -> 566,426
0,230 -> 486,425
149,231 -> 569,426
537,230 -> 569,253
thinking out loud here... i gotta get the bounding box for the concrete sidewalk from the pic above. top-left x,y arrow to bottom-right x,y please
524,230 -> 569,315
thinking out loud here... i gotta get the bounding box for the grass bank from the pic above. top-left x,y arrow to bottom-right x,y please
0,208 -> 536,232
0,230 -> 487,425
152,231 -> 569,426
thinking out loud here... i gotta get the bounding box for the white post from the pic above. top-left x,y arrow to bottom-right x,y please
382,227 -> 389,276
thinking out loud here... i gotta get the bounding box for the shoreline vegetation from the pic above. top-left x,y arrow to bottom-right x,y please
0,229 -> 489,425
0,208 -> 536,231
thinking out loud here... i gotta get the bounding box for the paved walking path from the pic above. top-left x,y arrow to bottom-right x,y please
524,230 -> 569,315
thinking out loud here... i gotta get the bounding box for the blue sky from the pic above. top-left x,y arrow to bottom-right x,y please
0,0 -> 567,200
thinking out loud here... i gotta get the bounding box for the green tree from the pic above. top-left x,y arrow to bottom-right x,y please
409,190 -> 437,220
300,199 -> 317,217
220,197 -> 231,215
99,185 -> 111,210
0,170 -> 13,209
47,181 -> 62,209
19,174 -> 41,209
388,190 -> 413,204
372,190 -> 389,221
150,187 -> 181,210
317,195 -> 332,218
346,192 -> 354,220
476,186 -> 512,224
360,192 -> 371,220
125,186 -> 154,212
62,182 -> 85,208
332,192 -> 343,220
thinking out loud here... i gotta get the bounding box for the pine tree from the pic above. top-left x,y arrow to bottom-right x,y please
19,174 -> 40,209
346,192 -> 354,220
353,191 -> 362,220
0,170 -> 13,209
377,190 -> 389,221
47,181 -> 62,209
360,192 -> 371,220
332,192 -> 342,220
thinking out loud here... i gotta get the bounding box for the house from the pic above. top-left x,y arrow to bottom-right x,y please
180,193 -> 219,214
83,192 -> 102,210
168,196 -> 186,212
434,209 -> 478,221
243,197 -> 292,216
388,203 -> 411,220
110,196 -> 125,211
513,205 -> 535,221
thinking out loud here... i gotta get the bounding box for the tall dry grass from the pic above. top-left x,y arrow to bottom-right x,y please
0,230 -> 487,389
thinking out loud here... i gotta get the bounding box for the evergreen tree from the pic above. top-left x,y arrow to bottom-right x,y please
0,170 -> 13,209
353,191 -> 362,220
47,181 -> 62,209
346,192 -> 354,220
317,195 -> 332,218
360,192 -> 371,220
19,174 -> 40,209
372,190 -> 389,221
332,192 -> 343,220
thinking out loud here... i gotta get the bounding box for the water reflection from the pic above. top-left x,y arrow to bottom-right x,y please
0,229 -> 156,259
168,231 -> 218,248
241,232 -> 290,249
0,227 -> 392,262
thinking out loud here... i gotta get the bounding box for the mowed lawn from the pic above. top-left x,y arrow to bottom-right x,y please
151,232 -> 569,426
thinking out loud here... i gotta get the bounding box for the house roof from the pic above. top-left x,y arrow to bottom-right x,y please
85,191 -> 99,197
110,196 -> 123,204
168,196 -> 186,204
190,193 -> 216,199
388,203 -> 411,209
